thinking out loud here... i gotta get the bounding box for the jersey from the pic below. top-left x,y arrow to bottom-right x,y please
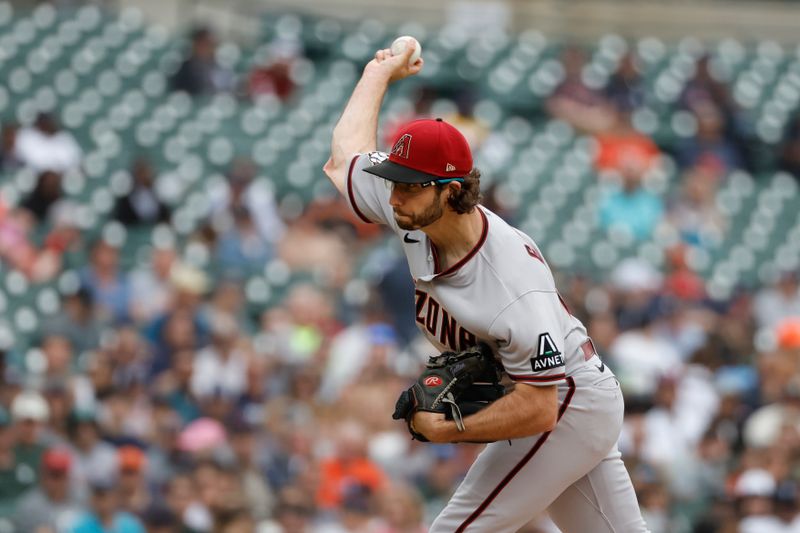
345,152 -> 595,388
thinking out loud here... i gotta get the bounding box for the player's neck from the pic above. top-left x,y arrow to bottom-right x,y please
424,208 -> 484,268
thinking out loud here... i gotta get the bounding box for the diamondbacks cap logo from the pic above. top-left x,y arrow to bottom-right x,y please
391,134 -> 412,159
423,376 -> 442,387
530,332 -> 564,372
446,163 -> 456,172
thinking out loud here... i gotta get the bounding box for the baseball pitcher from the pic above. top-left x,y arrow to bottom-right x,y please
323,41 -> 650,533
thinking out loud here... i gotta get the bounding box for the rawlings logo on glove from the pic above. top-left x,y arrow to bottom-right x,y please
392,343 -> 506,441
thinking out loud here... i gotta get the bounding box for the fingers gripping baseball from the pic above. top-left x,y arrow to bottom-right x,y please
367,41 -> 423,83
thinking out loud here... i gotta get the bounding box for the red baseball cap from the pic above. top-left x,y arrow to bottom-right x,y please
364,118 -> 473,184
42,448 -> 72,473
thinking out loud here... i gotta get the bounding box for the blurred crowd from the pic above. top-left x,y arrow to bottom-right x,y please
3,17 -> 800,533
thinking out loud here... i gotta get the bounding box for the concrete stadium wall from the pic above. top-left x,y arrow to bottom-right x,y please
117,0 -> 800,45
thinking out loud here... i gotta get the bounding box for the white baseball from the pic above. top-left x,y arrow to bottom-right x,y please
391,35 -> 422,65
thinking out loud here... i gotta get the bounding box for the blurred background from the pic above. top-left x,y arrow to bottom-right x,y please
2,0 -> 800,532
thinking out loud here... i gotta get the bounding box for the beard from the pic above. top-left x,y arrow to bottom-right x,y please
394,193 -> 445,230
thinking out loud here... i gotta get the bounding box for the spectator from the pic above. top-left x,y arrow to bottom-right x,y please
0,201 -> 69,281
129,245 -> 178,324
12,447 -> 84,532
228,420 -> 274,521
665,165 -> 726,250
247,56 -> 297,102
605,52 -> 647,113
14,112 -> 82,173
320,294 -> 399,402
317,420 -> 386,510
443,90 -> 490,150
43,288 -> 103,356
258,488 -> 315,533
778,114 -> 800,178
597,153 -> 664,242
216,507 -> 258,533
375,482 -> 427,533
113,158 -> 171,226
608,300 -> 684,399
676,101 -> 742,173
67,410 -> 118,500
141,506 -> 180,533
104,327 -> 151,391
152,349 -> 202,424
210,158 -> 286,247
205,279 -> 253,335
753,271 -> 800,329
594,108 -> 661,174
734,469 -> 779,533
147,303 -> 205,379
163,472 -> 214,532
150,263 -> 209,352
170,26 -> 234,96
191,313 -> 251,400
72,478 -> 146,533
0,121 -> 23,172
21,169 -> 63,222
80,239 -> 133,324
2,390 -> 52,503
116,445 -> 150,516
215,205 -> 275,276
662,245 -> 707,303
546,45 -> 612,132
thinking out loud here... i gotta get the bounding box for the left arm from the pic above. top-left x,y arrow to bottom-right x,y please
412,383 -> 558,442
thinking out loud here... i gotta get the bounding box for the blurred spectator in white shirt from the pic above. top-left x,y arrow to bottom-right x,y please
209,158 -> 286,246
753,272 -> 800,329
191,313 -> 250,399
15,113 -> 82,173
129,246 -> 178,324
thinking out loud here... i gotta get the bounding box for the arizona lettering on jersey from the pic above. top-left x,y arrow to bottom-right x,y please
415,290 -> 478,351
346,152 -> 592,387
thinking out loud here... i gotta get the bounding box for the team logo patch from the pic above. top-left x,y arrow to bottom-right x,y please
391,134 -> 412,159
530,333 -> 564,372
424,376 -> 442,387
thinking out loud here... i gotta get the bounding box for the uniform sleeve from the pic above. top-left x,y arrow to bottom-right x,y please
345,151 -> 397,228
489,290 -> 568,386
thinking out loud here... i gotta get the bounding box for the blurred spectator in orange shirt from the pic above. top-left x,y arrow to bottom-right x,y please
317,420 -> 386,509
594,108 -> 660,174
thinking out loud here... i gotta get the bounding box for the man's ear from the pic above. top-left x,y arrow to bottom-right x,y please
447,181 -> 463,198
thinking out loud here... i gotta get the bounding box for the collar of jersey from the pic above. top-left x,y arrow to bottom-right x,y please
418,206 -> 489,282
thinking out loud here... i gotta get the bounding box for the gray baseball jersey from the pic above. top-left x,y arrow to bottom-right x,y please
345,151 -> 649,532
346,151 -> 593,387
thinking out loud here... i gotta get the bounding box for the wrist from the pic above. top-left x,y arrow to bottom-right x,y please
435,418 -> 460,443
361,66 -> 393,85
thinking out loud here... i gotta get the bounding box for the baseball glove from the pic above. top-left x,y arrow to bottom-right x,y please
392,343 -> 505,441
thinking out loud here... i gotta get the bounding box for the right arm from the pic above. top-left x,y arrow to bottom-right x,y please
323,43 -> 423,196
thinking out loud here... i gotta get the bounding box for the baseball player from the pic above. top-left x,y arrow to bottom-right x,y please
323,42 -> 650,533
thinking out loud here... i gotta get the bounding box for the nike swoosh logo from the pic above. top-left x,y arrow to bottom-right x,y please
404,233 -> 420,244
596,362 -> 605,373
